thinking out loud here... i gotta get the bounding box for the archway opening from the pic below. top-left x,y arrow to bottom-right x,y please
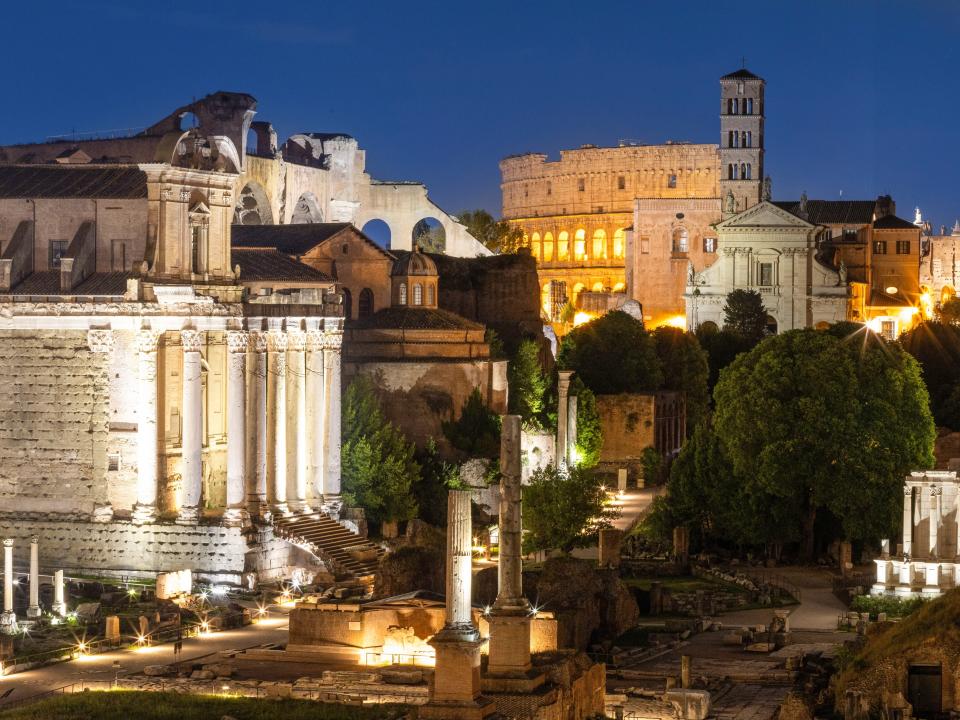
413,217 -> 446,253
574,229 -> 586,261
361,219 -> 392,249
234,182 -> 273,225
543,232 -> 554,262
613,229 -> 626,259
765,315 -> 778,335
342,288 -> 353,320
592,229 -> 607,260
557,231 -> 570,261
291,192 -> 323,224
358,288 -> 374,318
698,320 -> 719,333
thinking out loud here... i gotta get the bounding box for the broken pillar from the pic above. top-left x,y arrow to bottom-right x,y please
673,526 -> 690,567
1,539 -> 15,633
486,415 -> 542,685
681,654 -> 691,688
617,468 -> 627,493
567,395 -> 578,466
555,371 -> 573,467
106,615 -> 121,642
53,569 -> 66,616
420,490 -> 495,720
598,528 -> 623,569
27,536 -> 40,619
839,541 -> 853,577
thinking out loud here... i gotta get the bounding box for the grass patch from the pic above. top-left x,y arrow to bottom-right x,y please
0,691 -> 406,720
623,575 -> 750,595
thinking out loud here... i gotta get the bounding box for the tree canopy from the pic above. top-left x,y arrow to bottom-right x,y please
712,327 -> 934,558
522,464 -> 619,554
442,387 -> 502,459
508,338 -> 548,427
341,375 -> 420,529
723,289 -> 768,344
456,209 -> 525,254
899,321 -> 960,430
938,296 -> 960,324
652,326 -> 710,430
570,377 -> 602,468
558,311 -> 663,394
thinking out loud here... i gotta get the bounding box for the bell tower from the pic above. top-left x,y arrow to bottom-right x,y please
719,68 -> 765,215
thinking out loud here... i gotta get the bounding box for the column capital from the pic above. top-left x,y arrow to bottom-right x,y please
306,329 -> 326,351
87,329 -> 114,353
321,332 -> 343,350
29,535 -> 38,544
181,329 -> 203,353
267,329 -> 288,353
137,328 -> 162,353
287,330 -> 307,352
931,486 -> 943,497
226,330 -> 249,354
2,539 -> 12,548
248,330 -> 268,353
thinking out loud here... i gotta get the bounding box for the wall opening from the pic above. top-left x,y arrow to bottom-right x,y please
413,217 -> 446,253
361,219 -> 392,249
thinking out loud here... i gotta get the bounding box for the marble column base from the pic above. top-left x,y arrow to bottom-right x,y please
52,602 -> 67,616
272,503 -> 292,517
26,604 -> 41,619
175,505 -> 200,525
222,506 -> 249,528
131,503 -> 158,525
321,496 -> 342,519
0,611 -> 17,634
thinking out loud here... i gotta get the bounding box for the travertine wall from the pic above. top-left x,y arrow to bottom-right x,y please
596,394 -> 656,464
0,330 -> 112,515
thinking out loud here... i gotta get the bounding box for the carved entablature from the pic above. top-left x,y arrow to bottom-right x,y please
87,329 -> 114,353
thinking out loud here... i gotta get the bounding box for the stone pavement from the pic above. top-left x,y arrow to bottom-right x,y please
0,607 -> 292,708
721,566 -> 846,631
572,487 -> 664,561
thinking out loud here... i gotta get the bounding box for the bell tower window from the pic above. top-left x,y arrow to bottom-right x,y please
188,202 -> 210,275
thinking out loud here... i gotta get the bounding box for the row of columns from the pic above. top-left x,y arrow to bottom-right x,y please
132,320 -> 343,526
902,484 -> 953,560
1,537 -> 65,632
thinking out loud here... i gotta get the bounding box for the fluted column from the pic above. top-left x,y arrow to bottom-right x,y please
247,331 -> 268,518
322,331 -> 343,503
556,370 -> 573,467
53,569 -> 66,616
444,490 -> 474,634
133,328 -> 161,524
178,330 -> 203,524
266,327 -> 288,514
286,328 -> 308,511
305,326 -> 327,503
1,539 -> 14,631
27,536 -> 40,618
567,395 -> 578,466
930,486 -> 942,559
903,485 -> 913,556
224,331 -> 248,527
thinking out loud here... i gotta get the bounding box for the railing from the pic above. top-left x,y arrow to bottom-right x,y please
0,680 -> 115,711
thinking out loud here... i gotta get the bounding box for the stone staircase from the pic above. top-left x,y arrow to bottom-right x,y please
273,511 -> 383,580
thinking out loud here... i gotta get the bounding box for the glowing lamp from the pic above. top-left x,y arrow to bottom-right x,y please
885,286 -> 898,294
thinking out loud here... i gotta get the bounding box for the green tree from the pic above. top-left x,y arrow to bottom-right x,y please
558,310 -> 663,394
341,376 -> 420,530
442,388 -> 502,459
571,377 -> 602,468
939,296 -> 960,324
899,321 -> 960,429
522,464 -> 619,554
713,328 -> 935,559
652,326 -> 710,432
695,324 -> 752,395
508,338 -> 548,427
456,209 -> 525,254
723,289 -> 768,344
414,438 -> 465,526
412,219 -> 446,253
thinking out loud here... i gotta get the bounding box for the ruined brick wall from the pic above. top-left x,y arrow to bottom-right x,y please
596,394 -> 656,464
0,330 -> 112,515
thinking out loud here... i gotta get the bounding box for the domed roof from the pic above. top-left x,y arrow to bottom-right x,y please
391,245 -> 437,277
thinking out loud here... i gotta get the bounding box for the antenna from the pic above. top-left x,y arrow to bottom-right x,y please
741,56 -> 747,69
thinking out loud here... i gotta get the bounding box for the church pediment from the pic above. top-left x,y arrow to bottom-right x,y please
717,201 -> 815,230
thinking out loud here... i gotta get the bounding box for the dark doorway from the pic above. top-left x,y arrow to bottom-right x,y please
342,288 -> 353,321
358,288 -> 374,318
908,663 -> 942,718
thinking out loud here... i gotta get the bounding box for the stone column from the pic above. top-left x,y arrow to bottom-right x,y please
903,485 -> 913,556
178,330 -> 203,524
247,331 -> 268,518
53,569 -> 66,616
305,326 -> 327,504
488,415 -> 533,677
27,536 -> 40,618
422,490 -> 495,720
266,327 -> 288,514
286,328 -> 308,511
567,394 -> 578,466
322,331 -> 343,504
556,370 -> 573,467
1,539 -> 14,631
930,486 -> 942,559
133,328 -> 161,524
224,331 -> 248,527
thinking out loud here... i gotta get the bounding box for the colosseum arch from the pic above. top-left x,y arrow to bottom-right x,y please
543,232 -> 554,262
234,181 -> 274,225
291,192 -> 323,224
592,229 -> 607,259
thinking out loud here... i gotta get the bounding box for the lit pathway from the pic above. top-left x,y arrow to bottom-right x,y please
720,566 -> 847,631
0,607 -> 291,708
572,487 -> 664,561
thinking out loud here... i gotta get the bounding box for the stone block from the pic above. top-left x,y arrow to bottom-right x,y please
666,689 -> 711,720
105,615 -> 120,641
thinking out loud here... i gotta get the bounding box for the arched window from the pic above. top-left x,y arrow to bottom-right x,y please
728,130 -> 735,148
747,98 -> 753,114
342,288 -> 353,320
740,163 -> 746,179
741,131 -> 747,147
531,232 -> 541,259
592,282 -> 604,292
727,98 -> 733,115
745,163 -> 752,180
732,98 -> 739,114
592,229 -> 607,259
413,283 -> 423,306
399,283 -> 407,305
574,229 -> 586,260
672,228 -> 689,254
613,229 -> 625,259
358,288 -> 374,318
557,231 -> 569,260
746,131 -> 752,148
427,284 -> 435,306
543,232 -> 554,262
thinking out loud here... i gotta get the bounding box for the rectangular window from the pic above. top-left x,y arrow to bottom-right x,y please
759,262 -> 773,287
577,178 -> 585,192
617,175 -> 625,190
667,174 -> 677,188
640,237 -> 650,254
703,237 -> 716,253
896,240 -> 911,254
873,240 -> 888,255
107,453 -> 121,472
49,240 -> 68,269
546,181 -> 552,196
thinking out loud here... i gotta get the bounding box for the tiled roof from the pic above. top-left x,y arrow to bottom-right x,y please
349,306 -> 484,331
721,68 -> 761,80
0,165 -> 148,199
873,214 -> 920,230
3,271 -> 133,296
231,223 -> 393,259
773,199 -> 877,225
232,248 -> 333,282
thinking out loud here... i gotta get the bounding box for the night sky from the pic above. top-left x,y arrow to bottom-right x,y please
3,1 -> 958,229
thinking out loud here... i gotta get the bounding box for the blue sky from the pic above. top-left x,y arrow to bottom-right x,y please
3,1 -> 958,228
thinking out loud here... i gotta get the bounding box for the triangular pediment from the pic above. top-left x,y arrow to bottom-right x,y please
717,201 -> 815,230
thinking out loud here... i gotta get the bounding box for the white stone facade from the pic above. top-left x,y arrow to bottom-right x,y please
684,201 -> 848,332
874,471 -> 960,598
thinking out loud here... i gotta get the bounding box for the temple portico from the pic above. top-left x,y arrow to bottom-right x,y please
874,470 -> 960,597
